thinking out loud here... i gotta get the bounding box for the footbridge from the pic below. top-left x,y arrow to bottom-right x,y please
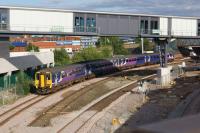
0,6 -> 199,39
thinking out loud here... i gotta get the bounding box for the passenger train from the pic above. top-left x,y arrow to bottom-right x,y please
34,53 -> 174,94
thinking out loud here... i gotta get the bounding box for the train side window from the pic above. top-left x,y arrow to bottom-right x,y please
46,73 -> 51,80
61,71 -> 65,78
36,73 -> 40,80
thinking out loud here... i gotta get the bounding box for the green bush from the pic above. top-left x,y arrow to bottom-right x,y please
26,44 -> 40,52
100,45 -> 113,58
9,45 -> 15,50
54,48 -> 71,66
97,36 -> 129,55
16,71 -> 32,95
72,46 -> 103,63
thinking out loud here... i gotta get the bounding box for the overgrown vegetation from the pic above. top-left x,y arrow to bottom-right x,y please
26,44 -> 40,52
135,38 -> 155,52
54,48 -> 71,66
9,45 -> 15,50
72,45 -> 113,63
97,37 -> 129,55
15,71 -> 32,95
54,37 -> 130,65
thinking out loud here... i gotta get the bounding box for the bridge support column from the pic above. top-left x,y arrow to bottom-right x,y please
156,38 -> 172,86
141,38 -> 144,54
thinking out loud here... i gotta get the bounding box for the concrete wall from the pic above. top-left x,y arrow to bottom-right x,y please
96,14 -> 139,36
9,9 -> 73,32
171,18 -> 197,36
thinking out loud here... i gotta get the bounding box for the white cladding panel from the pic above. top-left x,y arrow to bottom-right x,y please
171,18 -> 197,36
159,17 -> 168,35
9,9 -> 73,32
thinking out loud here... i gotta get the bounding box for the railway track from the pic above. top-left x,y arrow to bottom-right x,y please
29,69 -> 155,127
0,66 -> 159,126
0,59 -> 184,127
29,60 -> 184,127
57,74 -> 156,133
0,95 -> 47,126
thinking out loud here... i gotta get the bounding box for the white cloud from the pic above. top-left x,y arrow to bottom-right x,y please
42,0 -> 200,16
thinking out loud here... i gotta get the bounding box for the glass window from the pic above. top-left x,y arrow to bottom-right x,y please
145,20 -> 148,34
0,12 -> 8,30
80,17 -> 84,32
86,17 -> 96,32
198,22 -> 200,36
75,17 -> 80,26
140,20 -> 148,34
140,20 -> 145,30
46,73 -> 51,80
36,73 -> 40,80
75,16 -> 84,32
151,21 -> 158,30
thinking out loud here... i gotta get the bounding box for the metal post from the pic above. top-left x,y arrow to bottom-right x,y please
141,38 -> 144,54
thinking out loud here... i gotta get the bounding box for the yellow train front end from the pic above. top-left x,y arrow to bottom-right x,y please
35,72 -> 53,94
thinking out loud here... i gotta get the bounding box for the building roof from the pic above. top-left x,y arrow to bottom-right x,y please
0,5 -> 200,19
32,41 -> 81,50
0,58 -> 18,74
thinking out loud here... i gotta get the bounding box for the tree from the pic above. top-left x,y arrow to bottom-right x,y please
135,38 -> 155,52
54,48 -> 71,66
72,47 -> 103,63
26,44 -> 39,52
97,37 -> 129,55
100,45 -> 113,58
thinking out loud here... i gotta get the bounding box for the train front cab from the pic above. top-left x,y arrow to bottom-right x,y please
35,72 -> 52,94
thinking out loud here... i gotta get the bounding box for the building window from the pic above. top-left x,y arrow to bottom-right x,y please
86,17 -> 96,32
151,21 -> 158,30
198,22 -> 200,36
75,16 -> 84,32
151,20 -> 159,35
140,20 -> 148,34
0,12 -> 8,30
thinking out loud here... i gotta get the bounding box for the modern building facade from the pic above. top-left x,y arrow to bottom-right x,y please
80,36 -> 98,48
0,6 -> 199,37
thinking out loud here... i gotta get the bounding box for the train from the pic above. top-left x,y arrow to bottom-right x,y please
34,53 -> 174,94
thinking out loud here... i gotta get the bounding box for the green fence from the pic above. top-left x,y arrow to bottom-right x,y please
0,73 -> 17,91
0,71 -> 33,105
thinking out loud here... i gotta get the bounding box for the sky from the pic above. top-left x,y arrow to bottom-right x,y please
0,0 -> 199,17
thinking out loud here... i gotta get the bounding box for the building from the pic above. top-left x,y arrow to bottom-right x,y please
0,6 -> 199,37
80,36 -> 98,48
31,41 -> 81,54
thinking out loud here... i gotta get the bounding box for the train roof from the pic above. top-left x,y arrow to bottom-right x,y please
38,53 -> 161,73
38,64 -> 83,73
38,59 -> 111,73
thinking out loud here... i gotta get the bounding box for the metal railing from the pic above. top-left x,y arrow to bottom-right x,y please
0,25 -> 99,34
139,29 -> 198,37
